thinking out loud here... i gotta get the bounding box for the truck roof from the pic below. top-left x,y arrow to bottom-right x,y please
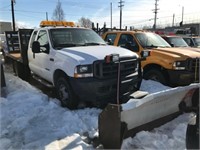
104,30 -> 150,34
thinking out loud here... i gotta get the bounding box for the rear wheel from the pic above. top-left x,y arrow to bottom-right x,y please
144,69 -> 167,85
55,76 -> 78,109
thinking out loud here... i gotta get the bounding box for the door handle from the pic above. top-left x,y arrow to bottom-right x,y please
50,58 -> 54,61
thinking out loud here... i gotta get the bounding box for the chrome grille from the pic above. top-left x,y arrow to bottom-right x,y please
188,58 -> 200,72
93,57 -> 138,79
187,58 -> 200,82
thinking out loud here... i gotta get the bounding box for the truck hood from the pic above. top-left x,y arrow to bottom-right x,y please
152,47 -> 200,58
180,47 -> 200,53
58,45 -> 138,64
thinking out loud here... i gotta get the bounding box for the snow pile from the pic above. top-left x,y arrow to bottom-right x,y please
0,73 -> 192,149
0,74 -> 100,150
121,113 -> 191,149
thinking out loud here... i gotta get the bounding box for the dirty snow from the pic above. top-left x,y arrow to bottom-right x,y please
0,73 -> 192,149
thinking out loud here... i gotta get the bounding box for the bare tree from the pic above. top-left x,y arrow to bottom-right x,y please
78,17 -> 92,28
52,0 -> 65,21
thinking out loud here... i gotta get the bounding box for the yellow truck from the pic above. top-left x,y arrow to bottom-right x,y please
102,30 -> 200,86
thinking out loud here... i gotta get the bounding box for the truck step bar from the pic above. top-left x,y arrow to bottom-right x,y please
32,74 -> 53,88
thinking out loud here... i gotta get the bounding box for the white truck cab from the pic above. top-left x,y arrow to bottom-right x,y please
6,21 -> 143,109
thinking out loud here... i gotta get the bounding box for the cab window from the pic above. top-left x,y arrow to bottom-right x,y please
30,31 -> 37,48
118,34 -> 139,52
105,33 -> 117,45
37,30 -> 49,53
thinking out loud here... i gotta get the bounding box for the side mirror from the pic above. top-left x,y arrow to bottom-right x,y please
141,50 -> 150,58
170,43 -> 175,47
32,41 -> 41,53
107,39 -> 113,45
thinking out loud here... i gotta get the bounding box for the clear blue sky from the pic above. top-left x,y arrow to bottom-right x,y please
0,0 -> 200,29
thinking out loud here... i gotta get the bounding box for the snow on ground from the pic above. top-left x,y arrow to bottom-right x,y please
0,73 -> 192,150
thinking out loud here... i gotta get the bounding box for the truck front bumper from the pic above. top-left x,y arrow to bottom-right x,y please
168,70 -> 199,86
68,74 -> 141,105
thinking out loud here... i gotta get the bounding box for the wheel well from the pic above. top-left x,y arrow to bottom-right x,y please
53,69 -> 68,85
143,64 -> 169,80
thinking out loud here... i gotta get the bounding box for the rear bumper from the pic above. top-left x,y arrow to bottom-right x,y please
68,73 -> 141,104
167,70 -> 199,86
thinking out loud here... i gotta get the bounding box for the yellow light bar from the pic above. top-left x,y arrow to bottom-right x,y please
40,20 -> 75,27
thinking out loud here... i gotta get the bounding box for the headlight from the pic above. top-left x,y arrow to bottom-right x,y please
173,61 -> 186,70
74,65 -> 93,78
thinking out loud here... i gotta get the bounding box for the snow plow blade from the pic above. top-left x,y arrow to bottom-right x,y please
99,83 -> 200,149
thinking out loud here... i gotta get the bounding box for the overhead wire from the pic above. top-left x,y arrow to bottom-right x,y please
0,4 -> 11,9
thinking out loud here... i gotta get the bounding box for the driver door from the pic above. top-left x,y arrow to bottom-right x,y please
31,29 -> 53,81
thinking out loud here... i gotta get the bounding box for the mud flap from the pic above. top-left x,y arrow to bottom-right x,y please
99,83 -> 200,149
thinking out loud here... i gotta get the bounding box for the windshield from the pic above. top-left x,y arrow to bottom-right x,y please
50,28 -> 106,49
167,37 -> 188,47
135,33 -> 171,48
193,37 -> 200,47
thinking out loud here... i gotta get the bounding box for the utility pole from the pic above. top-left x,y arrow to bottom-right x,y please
118,0 -> 124,30
110,2 -> 112,29
11,0 -> 16,31
181,6 -> 184,24
46,12 -> 48,21
172,13 -> 175,27
153,0 -> 159,30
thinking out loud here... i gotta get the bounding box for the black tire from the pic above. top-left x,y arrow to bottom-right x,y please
186,124 -> 199,149
55,76 -> 78,109
144,69 -> 167,85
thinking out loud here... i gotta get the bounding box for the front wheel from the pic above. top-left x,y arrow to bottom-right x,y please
144,69 -> 167,85
55,77 -> 78,109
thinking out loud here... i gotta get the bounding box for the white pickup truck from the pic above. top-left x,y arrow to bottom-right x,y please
5,21 -> 145,109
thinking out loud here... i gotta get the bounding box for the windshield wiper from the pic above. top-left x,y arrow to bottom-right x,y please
55,43 -> 82,49
144,44 -> 158,48
84,42 -> 106,46
158,45 -> 171,48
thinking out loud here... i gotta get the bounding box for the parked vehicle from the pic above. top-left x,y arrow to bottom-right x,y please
160,35 -> 189,47
160,35 -> 200,55
0,34 -> 6,58
102,30 -> 200,86
183,36 -> 200,48
4,21 -> 146,109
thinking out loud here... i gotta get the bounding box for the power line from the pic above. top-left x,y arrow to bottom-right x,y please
14,9 -> 46,14
0,4 -> 11,9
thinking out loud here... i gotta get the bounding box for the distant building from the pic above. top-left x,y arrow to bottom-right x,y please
0,22 -> 12,34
